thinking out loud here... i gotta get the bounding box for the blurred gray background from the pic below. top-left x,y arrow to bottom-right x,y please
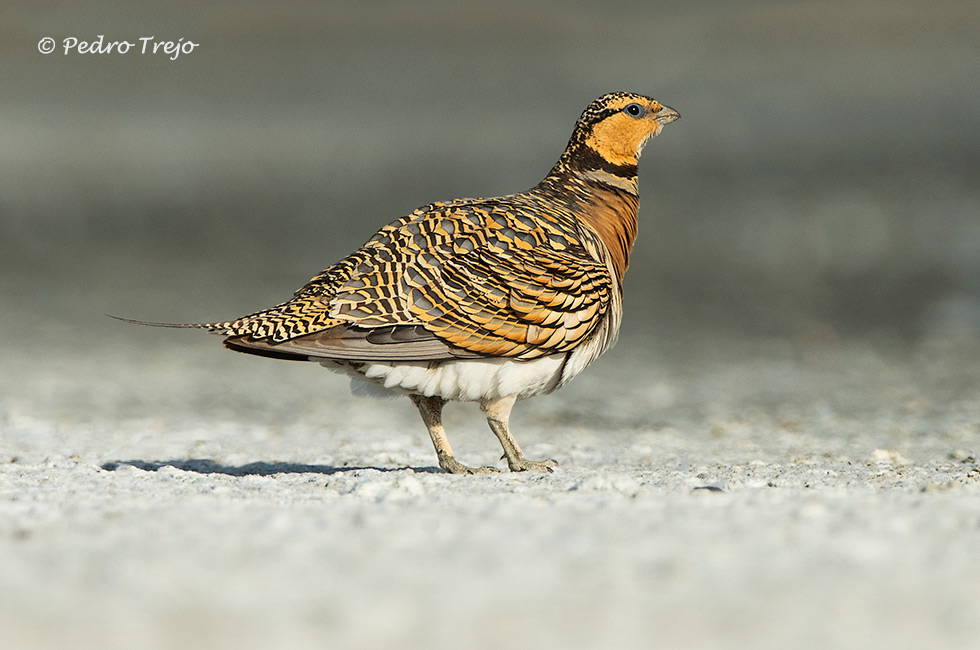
3,5 -> 980,649
2,0 -> 979,352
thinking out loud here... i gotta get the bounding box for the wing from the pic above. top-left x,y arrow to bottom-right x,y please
220,195 -> 615,361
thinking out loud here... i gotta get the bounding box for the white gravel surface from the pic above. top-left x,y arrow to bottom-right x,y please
4,2 -> 979,647
3,323 -> 979,650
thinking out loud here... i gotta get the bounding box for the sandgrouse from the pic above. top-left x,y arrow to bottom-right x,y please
122,92 -> 679,474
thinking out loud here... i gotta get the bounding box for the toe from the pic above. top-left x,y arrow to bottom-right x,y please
439,455 -> 500,475
509,457 -> 559,473
471,466 -> 501,475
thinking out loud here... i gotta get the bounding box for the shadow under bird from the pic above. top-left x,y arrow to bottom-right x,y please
116,92 -> 679,474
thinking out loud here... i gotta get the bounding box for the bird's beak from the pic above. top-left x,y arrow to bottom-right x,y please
655,106 -> 680,125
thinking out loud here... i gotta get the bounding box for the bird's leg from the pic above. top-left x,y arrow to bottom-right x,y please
481,396 -> 558,473
410,394 -> 499,475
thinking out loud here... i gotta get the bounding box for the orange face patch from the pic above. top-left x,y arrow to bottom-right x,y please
584,99 -> 665,167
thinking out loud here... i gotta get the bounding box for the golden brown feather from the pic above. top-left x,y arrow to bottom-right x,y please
119,92 -> 679,474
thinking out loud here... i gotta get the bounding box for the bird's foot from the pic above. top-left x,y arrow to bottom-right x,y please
438,454 -> 500,475
506,456 -> 559,473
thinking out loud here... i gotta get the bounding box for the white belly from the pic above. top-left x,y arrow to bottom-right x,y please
321,355 -> 565,402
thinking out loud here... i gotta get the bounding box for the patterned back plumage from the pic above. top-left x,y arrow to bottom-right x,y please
192,92 -> 670,362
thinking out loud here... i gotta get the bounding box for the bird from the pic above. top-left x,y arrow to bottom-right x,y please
118,92 -> 679,474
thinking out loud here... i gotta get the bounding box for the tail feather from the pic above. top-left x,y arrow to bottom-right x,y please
107,314 -> 233,335
108,296 -> 342,341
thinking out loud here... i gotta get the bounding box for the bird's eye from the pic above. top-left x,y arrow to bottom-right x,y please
623,103 -> 644,117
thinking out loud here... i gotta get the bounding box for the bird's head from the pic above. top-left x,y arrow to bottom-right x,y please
558,92 -> 680,175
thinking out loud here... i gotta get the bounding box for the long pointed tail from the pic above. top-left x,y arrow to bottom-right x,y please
107,314 -> 232,334
109,295 -> 342,343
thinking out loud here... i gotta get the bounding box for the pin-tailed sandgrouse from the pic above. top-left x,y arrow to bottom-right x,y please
121,92 -> 679,474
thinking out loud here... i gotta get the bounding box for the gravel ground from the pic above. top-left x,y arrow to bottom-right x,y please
2,319 -> 979,650
3,3 -> 979,647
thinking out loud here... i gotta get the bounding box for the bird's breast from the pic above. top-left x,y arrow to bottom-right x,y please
574,188 -> 639,289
